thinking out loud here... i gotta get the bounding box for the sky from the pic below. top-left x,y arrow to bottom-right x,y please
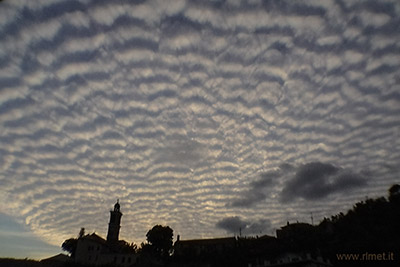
1,0 -> 399,260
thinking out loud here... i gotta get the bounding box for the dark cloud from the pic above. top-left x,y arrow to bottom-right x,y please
245,219 -> 272,235
250,172 -> 276,188
229,191 -> 267,208
216,216 -> 271,236
279,163 -> 295,171
280,162 -> 368,203
228,169 -> 283,207
230,162 -> 368,206
216,216 -> 246,233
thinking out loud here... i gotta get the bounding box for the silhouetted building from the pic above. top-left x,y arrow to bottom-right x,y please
74,201 -> 137,266
238,235 -> 279,261
276,222 -> 315,240
174,236 -> 237,257
173,235 -> 281,267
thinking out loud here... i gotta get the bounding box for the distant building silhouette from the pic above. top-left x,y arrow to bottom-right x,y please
276,222 -> 315,240
73,200 -> 137,266
174,236 -> 237,257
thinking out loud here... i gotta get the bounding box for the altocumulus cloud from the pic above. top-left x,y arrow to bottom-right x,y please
0,0 -> 399,254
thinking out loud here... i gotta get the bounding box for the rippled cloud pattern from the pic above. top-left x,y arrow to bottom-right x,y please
1,0 -> 399,247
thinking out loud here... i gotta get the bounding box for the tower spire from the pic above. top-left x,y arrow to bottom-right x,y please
107,200 -> 122,242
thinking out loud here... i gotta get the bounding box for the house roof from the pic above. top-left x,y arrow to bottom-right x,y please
280,222 -> 313,230
82,233 -> 106,244
41,253 -> 72,262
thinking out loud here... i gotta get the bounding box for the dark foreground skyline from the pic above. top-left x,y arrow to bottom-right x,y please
1,0 -> 400,259
1,184 -> 399,266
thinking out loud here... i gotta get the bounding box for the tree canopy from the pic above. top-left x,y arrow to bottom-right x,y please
61,238 -> 78,257
146,225 -> 173,259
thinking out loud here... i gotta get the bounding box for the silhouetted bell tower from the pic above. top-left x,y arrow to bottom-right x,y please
107,199 -> 122,242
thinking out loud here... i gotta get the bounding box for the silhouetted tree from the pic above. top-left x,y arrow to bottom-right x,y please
389,184 -> 400,203
146,225 -> 173,260
61,228 -> 85,258
61,238 -> 78,258
313,184 -> 400,266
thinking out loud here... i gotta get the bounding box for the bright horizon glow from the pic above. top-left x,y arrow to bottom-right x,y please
0,213 -> 61,260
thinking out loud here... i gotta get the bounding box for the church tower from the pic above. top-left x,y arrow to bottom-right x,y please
107,200 -> 122,242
